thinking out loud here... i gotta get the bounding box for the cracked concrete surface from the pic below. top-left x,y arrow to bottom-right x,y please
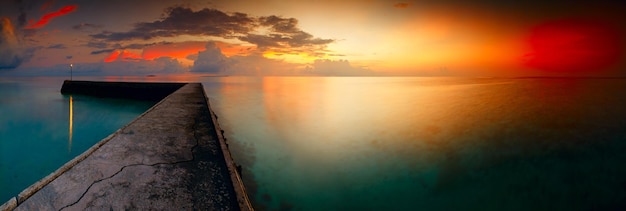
12,83 -> 243,210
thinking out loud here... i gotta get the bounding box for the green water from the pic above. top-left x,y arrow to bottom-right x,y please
200,77 -> 626,210
3,76 -> 626,210
0,77 -> 155,203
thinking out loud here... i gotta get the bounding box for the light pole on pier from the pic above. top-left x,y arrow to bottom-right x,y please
70,64 -> 73,81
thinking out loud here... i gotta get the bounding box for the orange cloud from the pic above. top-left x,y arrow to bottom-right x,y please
104,50 -> 121,62
142,42 -> 207,60
142,41 -> 255,60
120,50 -> 142,61
25,5 -> 78,29
104,50 -> 143,62
103,41 -> 256,65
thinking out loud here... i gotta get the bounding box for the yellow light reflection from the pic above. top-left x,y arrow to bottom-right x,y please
69,95 -> 73,152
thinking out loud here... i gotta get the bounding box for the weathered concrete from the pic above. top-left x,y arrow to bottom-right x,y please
60,80 -> 185,101
2,83 -> 252,210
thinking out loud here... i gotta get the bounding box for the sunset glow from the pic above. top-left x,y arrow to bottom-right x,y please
24,5 -> 77,29
523,19 -> 623,73
0,0 -> 624,76
3,1 -> 626,210
103,50 -> 121,63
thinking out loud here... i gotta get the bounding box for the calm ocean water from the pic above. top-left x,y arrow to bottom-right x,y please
200,77 -> 626,210
0,77 -> 155,203
2,76 -> 626,210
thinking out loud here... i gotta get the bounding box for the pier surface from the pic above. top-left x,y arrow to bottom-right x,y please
2,82 -> 251,210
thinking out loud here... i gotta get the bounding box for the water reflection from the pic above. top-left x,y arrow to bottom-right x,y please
0,77 -> 155,203
68,95 -> 73,152
201,77 -> 626,210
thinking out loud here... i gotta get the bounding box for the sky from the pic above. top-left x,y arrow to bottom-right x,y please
0,0 -> 625,77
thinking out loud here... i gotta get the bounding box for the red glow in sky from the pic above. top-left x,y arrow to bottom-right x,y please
104,50 -> 143,62
104,50 -> 121,62
24,5 -> 78,29
142,42 -> 207,60
523,19 -> 623,73
142,41 -> 253,61
120,50 -> 142,61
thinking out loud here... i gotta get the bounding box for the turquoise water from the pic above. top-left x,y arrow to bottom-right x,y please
0,77 -> 155,203
3,76 -> 626,210
199,77 -> 626,210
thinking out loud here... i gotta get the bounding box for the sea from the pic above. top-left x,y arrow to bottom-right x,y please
2,76 -> 626,210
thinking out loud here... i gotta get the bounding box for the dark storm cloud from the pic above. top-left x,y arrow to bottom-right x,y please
89,7 -> 334,54
90,7 -> 255,41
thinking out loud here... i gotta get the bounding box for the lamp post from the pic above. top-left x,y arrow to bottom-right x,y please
70,64 -> 73,81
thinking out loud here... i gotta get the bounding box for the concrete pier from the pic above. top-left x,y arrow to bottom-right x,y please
1,82 -> 252,210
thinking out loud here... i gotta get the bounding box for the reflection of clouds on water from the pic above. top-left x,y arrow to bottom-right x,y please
204,77 -> 626,210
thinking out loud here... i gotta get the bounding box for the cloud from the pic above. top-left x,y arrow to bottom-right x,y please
103,50 -> 121,62
142,41 -> 206,60
190,42 -> 297,75
239,15 -> 333,53
153,57 -> 187,73
46,43 -> 66,49
191,42 -> 228,73
306,59 -> 373,76
0,17 -> 30,70
90,7 -> 254,41
227,54 -> 300,75
99,57 -> 186,75
243,15 -> 333,56
259,15 -> 300,33
394,3 -> 411,8
86,40 -> 110,49
188,42 -> 370,76
24,5 -> 78,29
90,49 -> 115,55
124,43 -> 151,49
239,27 -> 333,49
89,7 -> 333,57
103,50 -> 142,62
